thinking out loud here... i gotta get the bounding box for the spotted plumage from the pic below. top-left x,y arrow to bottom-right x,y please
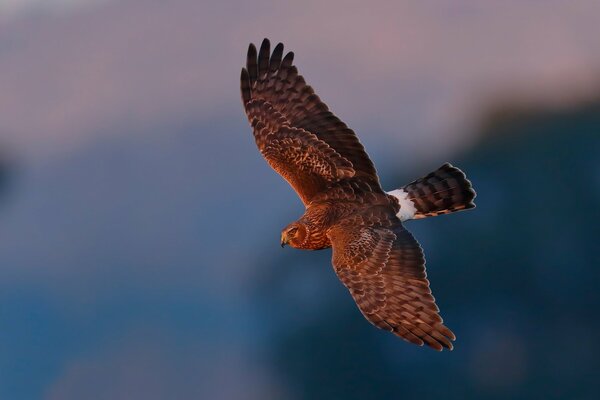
241,39 -> 476,351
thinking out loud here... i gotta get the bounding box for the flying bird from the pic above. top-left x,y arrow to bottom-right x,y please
240,39 -> 476,351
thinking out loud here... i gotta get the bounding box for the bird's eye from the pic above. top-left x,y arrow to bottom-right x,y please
288,227 -> 298,236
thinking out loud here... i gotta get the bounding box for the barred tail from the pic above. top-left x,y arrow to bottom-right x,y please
388,163 -> 476,221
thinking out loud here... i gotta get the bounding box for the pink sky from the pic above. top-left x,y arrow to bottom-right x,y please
1,0 -> 599,161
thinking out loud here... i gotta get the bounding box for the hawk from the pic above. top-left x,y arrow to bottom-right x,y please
241,39 -> 476,350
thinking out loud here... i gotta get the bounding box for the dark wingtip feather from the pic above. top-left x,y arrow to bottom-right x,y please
270,42 -> 284,72
258,38 -> 271,78
240,67 -> 251,104
247,43 -> 258,82
281,51 -> 294,69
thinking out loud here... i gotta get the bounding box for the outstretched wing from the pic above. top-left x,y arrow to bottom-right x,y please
241,38 -> 380,205
328,216 -> 455,350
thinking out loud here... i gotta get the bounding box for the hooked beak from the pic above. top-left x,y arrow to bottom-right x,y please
280,233 -> 288,248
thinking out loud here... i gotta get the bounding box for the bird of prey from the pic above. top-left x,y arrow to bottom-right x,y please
240,39 -> 476,351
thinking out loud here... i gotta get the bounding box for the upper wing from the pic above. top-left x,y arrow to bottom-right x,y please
244,98 -> 355,204
241,38 -> 381,204
328,216 -> 455,351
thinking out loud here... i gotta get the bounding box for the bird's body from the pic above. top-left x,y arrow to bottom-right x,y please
288,184 -> 398,250
241,39 -> 476,351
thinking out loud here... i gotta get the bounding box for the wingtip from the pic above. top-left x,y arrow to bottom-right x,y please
269,42 -> 284,72
257,38 -> 271,77
259,38 -> 271,54
247,42 -> 257,57
240,67 -> 252,104
429,338 -> 454,352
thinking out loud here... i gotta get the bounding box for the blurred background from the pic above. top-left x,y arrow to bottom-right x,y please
1,1 -> 599,399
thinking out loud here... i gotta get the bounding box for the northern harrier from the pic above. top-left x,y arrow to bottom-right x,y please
241,39 -> 476,350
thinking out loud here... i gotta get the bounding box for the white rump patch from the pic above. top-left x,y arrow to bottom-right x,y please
387,189 -> 417,221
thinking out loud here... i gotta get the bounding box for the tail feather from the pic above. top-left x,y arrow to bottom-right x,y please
388,163 -> 476,221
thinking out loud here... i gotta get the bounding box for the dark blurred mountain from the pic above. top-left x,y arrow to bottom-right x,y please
259,97 -> 600,400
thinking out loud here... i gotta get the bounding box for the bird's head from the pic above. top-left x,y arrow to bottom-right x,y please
280,222 -> 307,248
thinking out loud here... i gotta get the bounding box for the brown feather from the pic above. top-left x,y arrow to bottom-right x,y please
241,39 -> 381,205
246,99 -> 355,204
328,216 -> 456,351
403,163 -> 476,219
241,39 -> 470,351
